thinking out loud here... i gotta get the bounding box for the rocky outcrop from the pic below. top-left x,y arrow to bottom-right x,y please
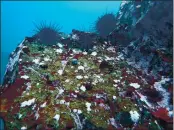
110,1 -> 173,78
2,39 -> 26,86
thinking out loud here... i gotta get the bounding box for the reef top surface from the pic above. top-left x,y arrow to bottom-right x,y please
0,38 -> 173,130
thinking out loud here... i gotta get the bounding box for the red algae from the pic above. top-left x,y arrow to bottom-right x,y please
152,108 -> 172,123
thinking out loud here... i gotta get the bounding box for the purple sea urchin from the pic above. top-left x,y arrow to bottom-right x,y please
71,29 -> 97,51
33,21 -> 62,45
95,13 -> 117,39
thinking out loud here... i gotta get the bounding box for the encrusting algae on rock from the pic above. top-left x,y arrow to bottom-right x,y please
0,37 -> 172,129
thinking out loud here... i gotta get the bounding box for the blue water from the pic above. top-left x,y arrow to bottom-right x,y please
1,1 -> 121,84
0,118 -> 5,130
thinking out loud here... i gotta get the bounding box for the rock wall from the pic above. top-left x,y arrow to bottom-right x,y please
110,1 -> 173,78
2,39 -> 26,86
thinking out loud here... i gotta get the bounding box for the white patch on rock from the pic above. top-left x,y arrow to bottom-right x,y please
98,60 -> 102,63
109,118 -> 118,128
105,56 -> 114,61
73,109 -> 78,113
61,60 -> 67,66
130,83 -> 140,89
39,62 -> 45,66
84,76 -> 88,79
107,47 -> 116,53
65,79 -> 70,83
18,113 -> 23,119
26,82 -> 32,91
58,69 -> 63,75
75,90 -> 79,93
86,102 -> 91,112
76,75 -> 83,79
136,5 -> 141,8
113,84 -> 118,87
94,74 -> 104,83
72,49 -> 81,54
113,96 -> 117,100
65,102 -> 70,106
71,93 -> 77,98
35,108 -> 40,120
77,109 -> 82,114
168,111 -> 173,117
60,100 -> 65,104
40,102 -> 47,108
57,43 -> 63,48
83,51 -> 87,55
113,79 -> 120,83
59,89 -> 64,95
91,52 -> 97,56
129,110 -> 140,123
154,77 -> 171,108
80,85 -> 86,92
33,58 -> 40,64
117,53 -> 124,60
93,46 -> 97,50
21,75 -> 29,80
120,0 -> 129,8
78,66 -> 85,71
21,126 -> 27,130
53,114 -> 60,121
56,48 -> 63,53
95,94 -> 105,99
72,34 -> 79,40
32,104 -> 36,110
21,98 -> 35,107
44,57 -> 51,62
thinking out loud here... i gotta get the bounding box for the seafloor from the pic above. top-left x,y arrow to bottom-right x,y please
0,39 -> 173,130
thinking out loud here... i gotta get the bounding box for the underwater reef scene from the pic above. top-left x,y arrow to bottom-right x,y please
0,1 -> 173,130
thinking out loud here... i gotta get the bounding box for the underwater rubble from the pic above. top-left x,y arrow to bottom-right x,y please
0,1 -> 173,130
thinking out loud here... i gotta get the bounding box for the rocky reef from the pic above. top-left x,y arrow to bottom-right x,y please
109,1 -> 173,78
0,1 -> 173,130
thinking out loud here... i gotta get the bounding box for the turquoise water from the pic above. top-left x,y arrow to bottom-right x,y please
1,1 -> 121,84
0,118 -> 5,130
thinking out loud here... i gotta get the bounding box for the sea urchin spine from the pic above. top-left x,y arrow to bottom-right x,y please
32,21 -> 62,45
95,13 -> 117,39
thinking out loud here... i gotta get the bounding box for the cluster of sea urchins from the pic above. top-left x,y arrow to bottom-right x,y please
32,21 -> 62,45
95,13 -> 117,39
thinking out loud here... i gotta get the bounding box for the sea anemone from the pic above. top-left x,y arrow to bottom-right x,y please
95,13 -> 117,39
32,21 -> 62,45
